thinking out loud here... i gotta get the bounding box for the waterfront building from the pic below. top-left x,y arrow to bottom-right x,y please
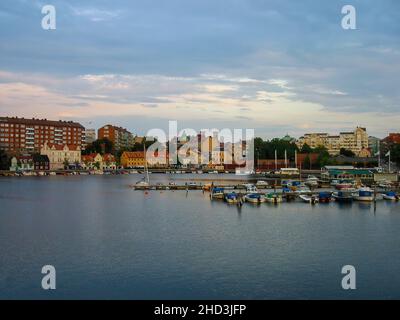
98,125 -> 134,151
82,153 -> 116,170
9,155 -> 34,171
321,168 -> 374,183
295,153 -> 319,169
0,116 -> 85,155
82,153 -> 103,169
296,127 -> 369,156
40,142 -> 81,170
32,154 -> 50,171
120,151 -> 146,168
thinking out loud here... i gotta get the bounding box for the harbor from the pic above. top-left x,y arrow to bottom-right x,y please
1,174 -> 400,299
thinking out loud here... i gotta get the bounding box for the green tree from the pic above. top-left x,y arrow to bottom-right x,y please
0,150 -> 10,170
340,148 -> 356,157
300,143 -> 313,153
83,138 -> 114,155
390,144 -> 400,164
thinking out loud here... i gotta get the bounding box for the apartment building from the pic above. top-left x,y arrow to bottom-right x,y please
0,117 -> 85,155
98,125 -> 134,151
297,127 -> 369,156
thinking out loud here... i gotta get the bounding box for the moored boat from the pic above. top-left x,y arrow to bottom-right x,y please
265,192 -> 283,204
299,194 -> 319,204
211,187 -> 225,200
225,192 -> 239,204
318,192 -> 332,203
336,180 -> 355,190
305,175 -> 319,188
245,193 -> 266,204
382,191 -> 399,201
353,187 -> 374,202
332,190 -> 353,203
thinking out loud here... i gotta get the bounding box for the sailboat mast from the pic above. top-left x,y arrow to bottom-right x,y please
144,144 -> 149,183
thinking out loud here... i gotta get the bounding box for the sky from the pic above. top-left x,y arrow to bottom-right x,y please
0,0 -> 399,139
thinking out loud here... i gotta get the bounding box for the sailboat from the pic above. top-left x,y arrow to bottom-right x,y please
136,145 -> 150,187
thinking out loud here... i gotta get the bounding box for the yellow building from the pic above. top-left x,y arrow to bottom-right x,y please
297,127 -> 369,156
120,151 -> 146,168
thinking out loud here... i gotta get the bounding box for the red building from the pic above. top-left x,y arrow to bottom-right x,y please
384,133 -> 400,144
0,117 -> 85,155
98,125 -> 134,151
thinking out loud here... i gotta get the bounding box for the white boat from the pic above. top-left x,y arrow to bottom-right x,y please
305,175 -> 319,187
295,186 -> 312,195
382,191 -> 399,201
135,145 -> 150,187
245,193 -> 266,203
243,184 -> 258,193
353,187 -> 374,202
256,180 -> 269,188
299,194 -> 319,204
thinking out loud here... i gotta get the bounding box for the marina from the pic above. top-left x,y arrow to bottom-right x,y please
1,174 -> 400,299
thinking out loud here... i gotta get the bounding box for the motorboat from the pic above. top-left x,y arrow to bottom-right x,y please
318,192 -> 332,203
336,180 -> 355,190
225,192 -> 239,204
245,193 -> 266,203
382,191 -> 399,201
256,180 -> 269,188
299,194 -> 319,204
353,187 -> 374,202
210,187 -> 225,200
305,175 -> 319,188
265,192 -> 283,204
332,190 -> 353,203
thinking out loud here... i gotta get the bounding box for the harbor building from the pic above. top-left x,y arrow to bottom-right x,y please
297,127 -> 369,156
82,153 -> 117,170
40,142 -> 81,170
98,125 -> 134,151
0,117 -> 85,155
120,151 -> 146,168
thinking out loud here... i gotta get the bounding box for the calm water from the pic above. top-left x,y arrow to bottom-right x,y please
0,174 -> 399,300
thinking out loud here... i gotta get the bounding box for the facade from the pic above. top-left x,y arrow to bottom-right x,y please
297,127 -> 369,156
0,117 -> 85,155
120,151 -> 146,168
10,155 -> 34,171
295,153 -> 319,169
82,153 -> 116,170
40,142 -> 81,170
32,155 -> 50,171
98,125 -> 133,151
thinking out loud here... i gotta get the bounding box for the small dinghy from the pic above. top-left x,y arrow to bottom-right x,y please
382,191 -> 399,201
245,193 -> 266,204
265,192 -> 283,204
299,194 -> 319,204
225,192 -> 239,204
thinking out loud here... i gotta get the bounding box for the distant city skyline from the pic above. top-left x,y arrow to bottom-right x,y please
1,0 -> 399,139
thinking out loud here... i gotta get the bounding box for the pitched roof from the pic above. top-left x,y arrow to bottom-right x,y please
122,151 -> 145,159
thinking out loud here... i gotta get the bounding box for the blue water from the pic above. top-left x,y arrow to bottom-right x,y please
0,175 -> 399,299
